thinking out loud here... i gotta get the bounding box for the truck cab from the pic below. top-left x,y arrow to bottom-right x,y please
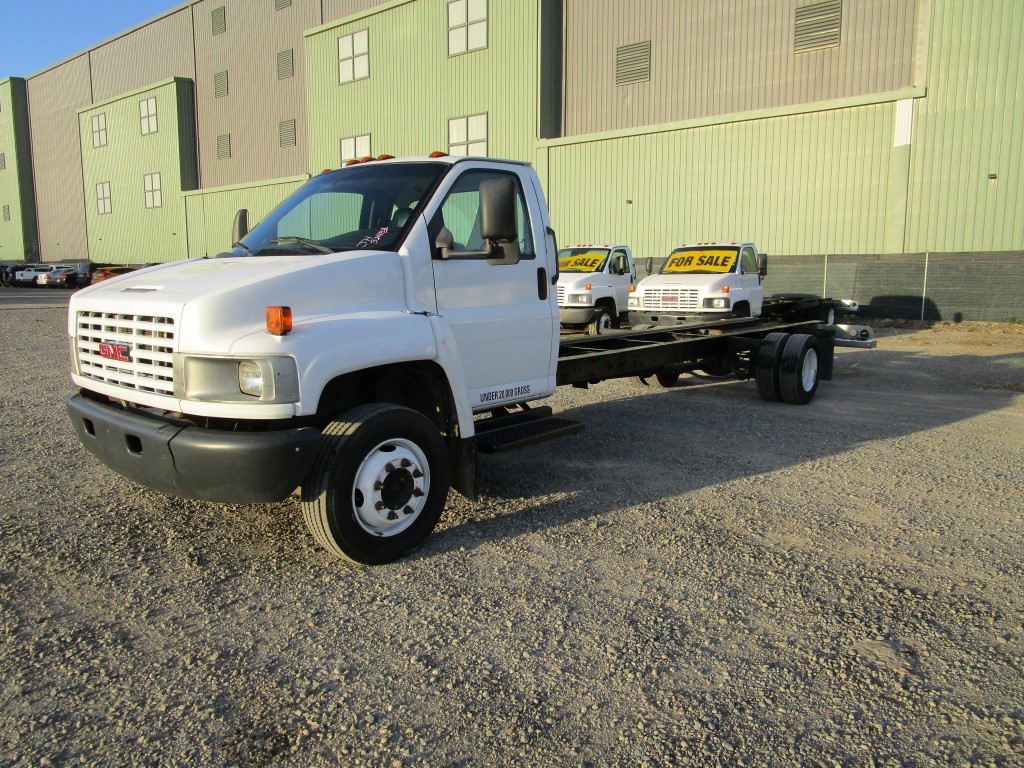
628,242 -> 766,326
556,244 -> 635,334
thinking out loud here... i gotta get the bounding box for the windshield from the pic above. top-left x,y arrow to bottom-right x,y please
558,248 -> 609,273
234,162 -> 448,256
661,247 -> 738,275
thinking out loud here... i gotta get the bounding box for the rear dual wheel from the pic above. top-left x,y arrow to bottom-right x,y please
301,404 -> 450,565
757,332 -> 819,404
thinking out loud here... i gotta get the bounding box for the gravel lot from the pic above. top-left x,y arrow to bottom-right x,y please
1,307 -> 1023,768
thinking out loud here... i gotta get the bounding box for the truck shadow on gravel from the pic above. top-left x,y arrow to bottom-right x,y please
416,347 -> 1024,559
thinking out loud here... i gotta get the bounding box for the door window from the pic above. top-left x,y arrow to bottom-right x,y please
431,170 -> 534,258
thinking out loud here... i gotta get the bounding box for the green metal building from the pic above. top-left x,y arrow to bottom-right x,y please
0,0 -> 1021,266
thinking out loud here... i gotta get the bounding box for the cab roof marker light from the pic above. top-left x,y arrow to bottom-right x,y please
429,151 -> 448,158
377,154 -> 395,160
267,306 -> 292,336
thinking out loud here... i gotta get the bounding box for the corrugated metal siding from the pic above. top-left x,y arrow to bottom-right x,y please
184,176 -> 308,257
906,0 -> 1024,251
193,0 -> 321,189
25,56 -> 92,262
78,80 -> 193,264
0,80 -> 29,258
305,0 -> 540,172
543,101 -> 895,259
88,10 -> 197,103
322,0 -> 391,23
561,0 -> 917,136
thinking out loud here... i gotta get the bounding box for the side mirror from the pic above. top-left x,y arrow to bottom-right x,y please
479,178 -> 517,241
645,257 -> 653,276
756,252 -> 768,278
232,209 -> 249,244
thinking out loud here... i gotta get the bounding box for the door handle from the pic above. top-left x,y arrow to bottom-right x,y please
537,268 -> 548,300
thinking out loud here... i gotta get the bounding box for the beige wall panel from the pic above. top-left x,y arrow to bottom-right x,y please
322,1 -> 388,23
193,0 -> 322,188
562,0 -> 918,135
26,56 -> 92,262
89,10 -> 197,103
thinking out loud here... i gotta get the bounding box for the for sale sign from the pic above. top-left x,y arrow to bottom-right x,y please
663,249 -> 737,274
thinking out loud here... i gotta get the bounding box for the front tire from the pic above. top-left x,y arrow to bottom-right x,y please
587,307 -> 614,335
301,404 -> 450,565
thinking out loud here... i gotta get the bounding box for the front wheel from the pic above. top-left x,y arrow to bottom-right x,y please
301,404 -> 450,565
587,308 -> 614,335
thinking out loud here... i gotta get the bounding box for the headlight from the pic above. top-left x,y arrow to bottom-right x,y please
703,297 -> 731,309
568,293 -> 593,305
628,296 -> 639,308
176,355 -> 300,403
238,360 -> 264,397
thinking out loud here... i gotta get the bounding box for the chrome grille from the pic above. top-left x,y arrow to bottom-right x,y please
76,311 -> 176,395
557,286 -> 566,304
642,288 -> 700,311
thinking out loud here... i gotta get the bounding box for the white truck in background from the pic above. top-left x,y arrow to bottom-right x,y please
556,244 -> 635,334
628,242 -> 769,326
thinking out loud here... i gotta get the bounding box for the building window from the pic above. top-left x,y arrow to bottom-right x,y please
144,173 -> 162,209
96,182 -> 112,215
90,114 -> 107,147
275,0 -> 292,9
448,0 -> 487,56
338,30 -> 369,84
794,0 -> 842,52
277,49 -> 294,80
140,97 -> 158,135
340,134 -> 371,163
448,113 -> 487,156
212,6 -> 226,36
214,70 -> 229,98
279,119 -> 297,148
616,41 -> 651,86
217,134 -> 232,160
2,205 -> 10,222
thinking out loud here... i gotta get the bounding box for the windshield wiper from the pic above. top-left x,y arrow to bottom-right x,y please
269,236 -> 334,254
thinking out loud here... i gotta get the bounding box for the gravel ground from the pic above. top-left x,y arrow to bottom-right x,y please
1,308 -> 1023,768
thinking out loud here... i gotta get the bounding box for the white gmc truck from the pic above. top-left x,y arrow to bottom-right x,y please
628,242 -> 768,326
66,155 -> 870,565
556,244 -> 635,334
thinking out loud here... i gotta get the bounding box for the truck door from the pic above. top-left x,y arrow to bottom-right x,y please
738,246 -> 764,315
428,168 -> 557,410
609,248 -> 633,313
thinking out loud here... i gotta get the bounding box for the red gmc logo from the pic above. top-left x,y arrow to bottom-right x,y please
98,342 -> 132,362
662,296 -> 678,302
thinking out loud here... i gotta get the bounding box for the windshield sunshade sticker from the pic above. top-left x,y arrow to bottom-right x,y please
559,252 -> 607,271
664,249 -> 737,273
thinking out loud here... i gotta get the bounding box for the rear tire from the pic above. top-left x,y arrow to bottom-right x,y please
301,404 -> 450,565
779,334 -> 819,405
756,332 -> 789,402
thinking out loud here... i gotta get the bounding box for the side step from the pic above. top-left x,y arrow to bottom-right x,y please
474,406 -> 585,454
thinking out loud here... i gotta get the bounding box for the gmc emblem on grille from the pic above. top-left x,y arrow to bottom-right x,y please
98,342 -> 132,362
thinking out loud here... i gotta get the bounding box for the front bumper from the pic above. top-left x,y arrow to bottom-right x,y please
559,307 -> 599,326
67,391 -> 321,503
628,310 -> 728,327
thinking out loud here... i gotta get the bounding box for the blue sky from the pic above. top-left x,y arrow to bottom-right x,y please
0,0 -> 179,79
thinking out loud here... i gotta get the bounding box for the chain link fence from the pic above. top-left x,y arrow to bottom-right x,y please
638,252 -> 1024,322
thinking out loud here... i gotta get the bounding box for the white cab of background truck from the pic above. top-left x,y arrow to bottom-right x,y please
628,242 -> 766,326
556,244 -> 635,333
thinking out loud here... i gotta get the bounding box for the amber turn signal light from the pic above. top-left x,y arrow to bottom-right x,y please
266,306 -> 293,335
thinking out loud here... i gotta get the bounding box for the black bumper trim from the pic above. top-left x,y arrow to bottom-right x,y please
66,392 -> 321,504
